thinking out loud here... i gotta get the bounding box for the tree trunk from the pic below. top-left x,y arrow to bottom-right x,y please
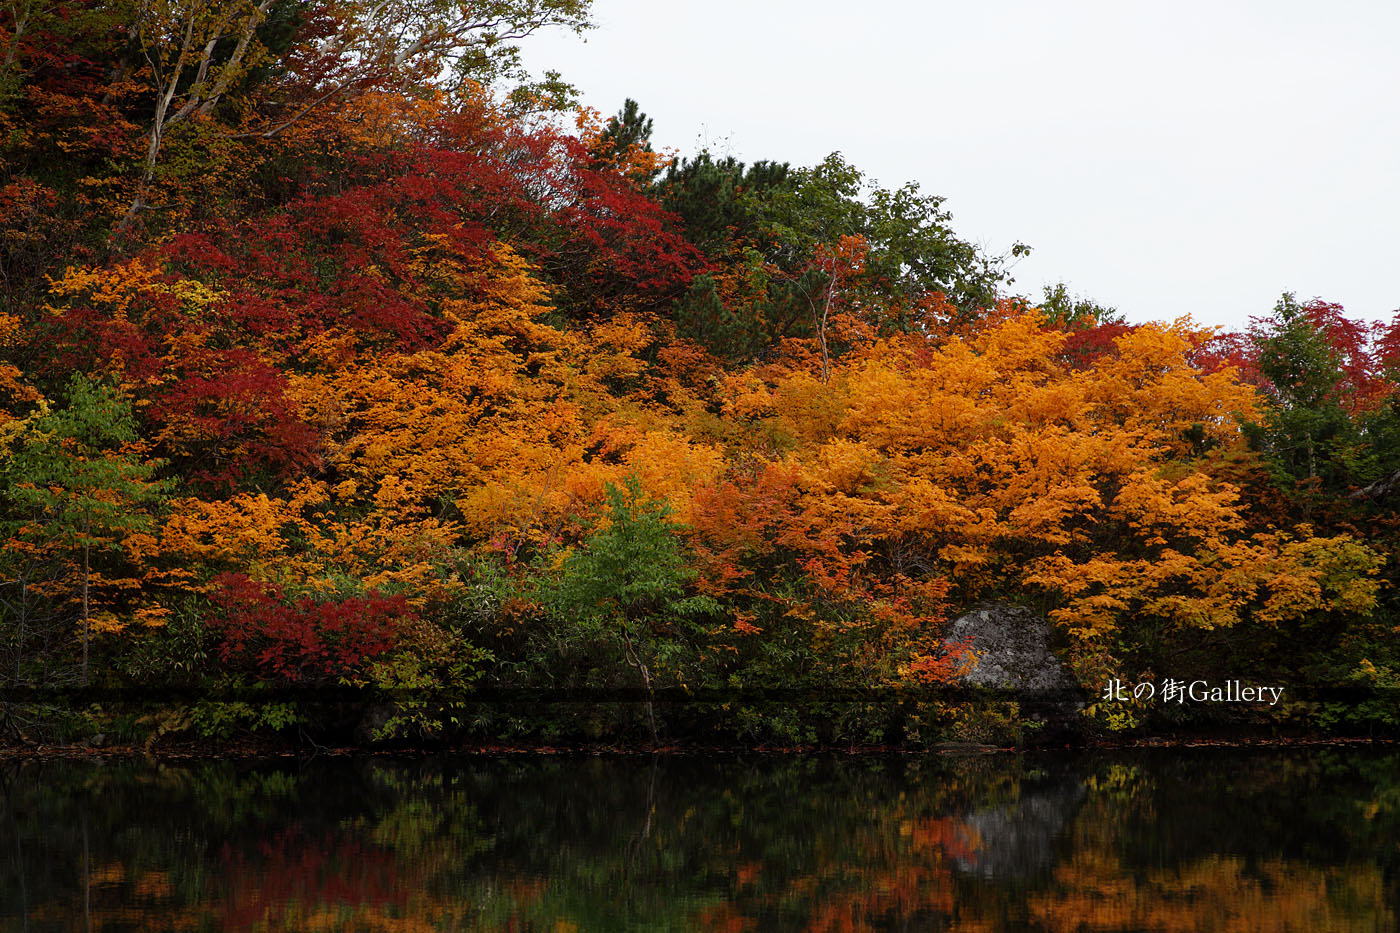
0,2 -> 32,94
15,578 -> 26,683
619,621 -> 657,746
81,537 -> 89,685
817,267 -> 837,384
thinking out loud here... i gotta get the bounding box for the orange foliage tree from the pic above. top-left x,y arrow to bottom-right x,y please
698,311 -> 1380,696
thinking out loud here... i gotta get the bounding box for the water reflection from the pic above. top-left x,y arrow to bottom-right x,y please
1,749 -> 1397,930
951,767 -> 1086,882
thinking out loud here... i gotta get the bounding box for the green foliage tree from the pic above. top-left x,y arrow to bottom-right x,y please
658,151 -> 793,257
1036,282 -> 1124,328
1,376 -> 170,682
672,260 -> 826,362
589,97 -> 658,180
764,153 -> 1027,326
1246,293 -> 1362,491
663,151 -> 1026,359
546,476 -> 716,742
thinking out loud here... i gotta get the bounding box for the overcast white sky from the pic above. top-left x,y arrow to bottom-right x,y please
519,0 -> 1400,331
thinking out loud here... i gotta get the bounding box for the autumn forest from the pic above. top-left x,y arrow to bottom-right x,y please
2,0 -> 1398,748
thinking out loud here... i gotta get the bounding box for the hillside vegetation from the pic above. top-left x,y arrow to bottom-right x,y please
2,1 -> 1398,744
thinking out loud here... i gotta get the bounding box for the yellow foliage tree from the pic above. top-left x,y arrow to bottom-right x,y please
706,311 -> 1380,663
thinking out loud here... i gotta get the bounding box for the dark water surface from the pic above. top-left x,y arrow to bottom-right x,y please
2,747 -> 1398,930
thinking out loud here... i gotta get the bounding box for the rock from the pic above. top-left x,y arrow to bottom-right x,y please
944,603 -> 1076,692
943,602 -> 1085,741
1352,468 -> 1400,504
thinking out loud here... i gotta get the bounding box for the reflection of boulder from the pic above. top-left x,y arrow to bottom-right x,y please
951,774 -> 1087,881
943,603 -> 1085,741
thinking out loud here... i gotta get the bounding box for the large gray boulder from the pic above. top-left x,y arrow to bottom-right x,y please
942,603 -> 1084,741
943,603 -> 1077,692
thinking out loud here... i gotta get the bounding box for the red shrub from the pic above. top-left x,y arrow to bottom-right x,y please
210,574 -> 408,683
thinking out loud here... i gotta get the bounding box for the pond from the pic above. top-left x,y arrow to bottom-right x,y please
2,747 -> 1397,930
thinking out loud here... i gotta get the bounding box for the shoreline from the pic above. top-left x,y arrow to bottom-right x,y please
2,733 -> 1395,762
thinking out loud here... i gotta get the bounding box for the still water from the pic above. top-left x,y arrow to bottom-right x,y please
2,748 -> 1397,930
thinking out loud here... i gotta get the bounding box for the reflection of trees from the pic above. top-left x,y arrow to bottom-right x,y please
1031,851 -> 1393,932
0,751 -> 1397,930
1022,752 -> 1400,932
0,758 -> 495,930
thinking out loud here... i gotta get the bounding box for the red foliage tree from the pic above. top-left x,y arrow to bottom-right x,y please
209,573 -> 408,683
1056,321 -> 1138,370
